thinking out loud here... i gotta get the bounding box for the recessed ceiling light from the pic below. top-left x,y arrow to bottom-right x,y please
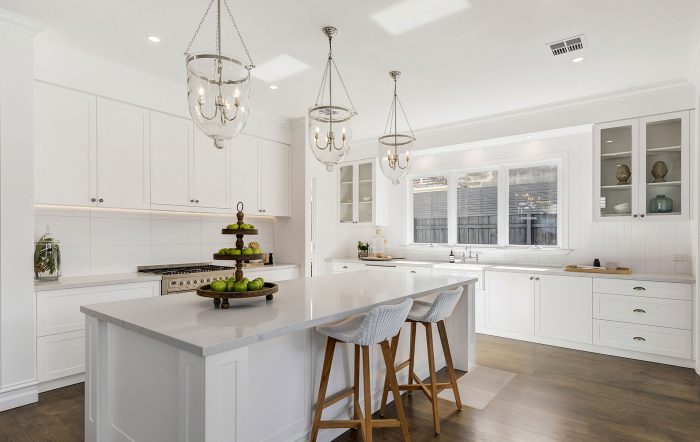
251,54 -> 309,83
147,35 -> 161,43
269,84 -> 278,90
605,140 -> 614,143
571,57 -> 584,63
371,0 -> 470,35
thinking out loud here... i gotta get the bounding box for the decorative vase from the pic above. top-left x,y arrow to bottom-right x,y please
649,194 -> 673,214
34,232 -> 61,281
651,160 -> 668,183
615,164 -> 631,185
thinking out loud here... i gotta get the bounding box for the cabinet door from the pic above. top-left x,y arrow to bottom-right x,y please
260,140 -> 290,216
34,82 -> 97,206
638,111 -> 689,220
96,98 -> 150,209
230,134 -> 260,213
593,119 -> 639,221
150,111 -> 193,207
357,161 -> 374,223
535,275 -> 592,344
338,164 -> 355,223
194,130 -> 230,210
486,272 -> 534,335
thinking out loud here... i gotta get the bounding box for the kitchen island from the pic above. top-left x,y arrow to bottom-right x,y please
81,270 -> 476,442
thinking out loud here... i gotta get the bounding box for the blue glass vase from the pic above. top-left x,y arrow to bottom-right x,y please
649,195 -> 673,213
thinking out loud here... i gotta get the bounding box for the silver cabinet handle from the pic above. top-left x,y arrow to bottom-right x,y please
410,270 -> 417,273
633,336 -> 646,341
190,199 -> 195,203
633,308 -> 646,313
633,286 -> 646,291
195,199 -> 199,203
342,266 -> 348,269
535,277 -> 540,281
529,276 -> 534,280
98,198 -> 104,203
640,214 -> 645,218
91,198 -> 97,202
633,214 -> 638,218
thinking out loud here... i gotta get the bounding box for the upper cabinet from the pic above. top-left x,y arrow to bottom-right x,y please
337,158 -> 387,225
230,135 -> 290,217
594,110 -> 690,221
35,83 -> 149,209
35,83 -> 97,206
150,111 -> 230,212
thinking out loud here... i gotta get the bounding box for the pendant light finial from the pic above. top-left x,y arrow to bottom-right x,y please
378,70 -> 415,184
307,26 -> 357,172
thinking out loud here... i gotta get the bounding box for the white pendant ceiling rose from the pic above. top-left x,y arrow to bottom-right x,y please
308,26 -> 358,172
378,70 -> 415,184
185,0 -> 255,149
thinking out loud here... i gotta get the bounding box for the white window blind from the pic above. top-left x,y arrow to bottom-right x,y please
457,170 -> 498,245
508,165 -> 558,246
412,176 -> 448,243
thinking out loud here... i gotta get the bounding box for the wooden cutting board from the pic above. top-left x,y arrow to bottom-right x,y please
563,265 -> 632,274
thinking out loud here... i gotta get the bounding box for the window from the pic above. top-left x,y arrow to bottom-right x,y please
407,160 -> 562,247
412,176 -> 448,243
457,170 -> 498,245
508,165 -> 558,246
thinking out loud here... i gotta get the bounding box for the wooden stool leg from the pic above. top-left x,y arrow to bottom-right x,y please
437,320 -> 462,410
425,323 -> 441,434
310,338 -> 337,442
380,331 -> 400,417
407,322 -> 416,395
362,346 -> 373,442
380,341 -> 411,442
353,344 -> 361,421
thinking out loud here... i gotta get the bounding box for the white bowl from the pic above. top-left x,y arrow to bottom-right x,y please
612,202 -> 630,214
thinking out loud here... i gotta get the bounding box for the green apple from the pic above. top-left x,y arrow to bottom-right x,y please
226,280 -> 236,292
226,223 -> 239,230
218,248 -> 228,255
248,224 -> 255,229
252,248 -> 262,254
247,280 -> 260,291
233,281 -> 248,292
240,223 -> 251,229
255,277 -> 264,286
210,280 -> 227,292
242,248 -> 253,255
231,249 -> 242,255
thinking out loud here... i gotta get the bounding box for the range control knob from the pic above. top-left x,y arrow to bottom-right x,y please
179,281 -> 184,286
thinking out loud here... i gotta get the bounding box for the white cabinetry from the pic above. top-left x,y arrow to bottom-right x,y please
231,135 -> 290,216
96,98 -> 150,209
337,159 -> 387,225
594,111 -> 690,221
35,281 -> 160,391
151,111 -> 229,212
485,272 -> 534,335
35,82 -> 96,206
535,275 -> 592,344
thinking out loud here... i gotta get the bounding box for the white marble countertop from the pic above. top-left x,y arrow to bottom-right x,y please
34,264 -> 300,291
81,270 -> 476,357
328,257 -> 695,284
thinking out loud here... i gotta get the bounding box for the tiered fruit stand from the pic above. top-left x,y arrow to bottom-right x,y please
196,203 -> 278,309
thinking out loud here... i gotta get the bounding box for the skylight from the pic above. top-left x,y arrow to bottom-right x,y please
371,0 -> 470,35
251,54 -> 309,83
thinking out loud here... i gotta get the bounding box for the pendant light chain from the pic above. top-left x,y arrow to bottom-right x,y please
312,32 -> 357,115
222,0 -> 255,69
184,0 -> 216,55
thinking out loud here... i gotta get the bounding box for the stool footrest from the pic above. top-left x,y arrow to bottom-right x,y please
318,420 -> 362,429
322,387 -> 354,409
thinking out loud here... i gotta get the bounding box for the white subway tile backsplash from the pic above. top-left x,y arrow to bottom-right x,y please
55,246 -> 91,277
35,215 -> 91,246
90,245 -> 151,274
152,219 -> 201,245
151,245 -> 201,265
91,217 -> 150,246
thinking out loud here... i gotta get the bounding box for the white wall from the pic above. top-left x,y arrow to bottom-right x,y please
0,10 -> 44,411
34,207 -> 274,276
314,81 -> 696,275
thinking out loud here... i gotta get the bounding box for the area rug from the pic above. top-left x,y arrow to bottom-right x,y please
437,365 -> 516,410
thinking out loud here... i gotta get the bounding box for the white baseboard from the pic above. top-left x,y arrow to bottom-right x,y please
38,373 -> 85,393
477,328 -> 696,369
0,383 -> 38,412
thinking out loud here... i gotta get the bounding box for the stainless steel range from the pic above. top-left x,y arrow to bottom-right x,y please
138,263 -> 235,295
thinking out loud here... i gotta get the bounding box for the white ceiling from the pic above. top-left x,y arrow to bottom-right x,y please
2,0 -> 700,141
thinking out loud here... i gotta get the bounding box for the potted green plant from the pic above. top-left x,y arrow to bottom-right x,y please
357,241 -> 369,258
34,232 -> 61,280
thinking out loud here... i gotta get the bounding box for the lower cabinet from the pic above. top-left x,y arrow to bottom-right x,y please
35,280 -> 160,390
486,271 -> 535,335
535,275 -> 592,344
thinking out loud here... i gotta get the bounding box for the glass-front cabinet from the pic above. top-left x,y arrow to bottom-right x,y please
594,111 -> 689,221
337,158 -> 388,225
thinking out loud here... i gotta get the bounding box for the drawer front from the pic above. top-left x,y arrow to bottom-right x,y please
594,293 -> 692,329
36,281 -> 159,336
593,278 -> 691,300
593,319 -> 692,359
331,262 -> 365,273
245,268 -> 299,282
37,331 -> 85,382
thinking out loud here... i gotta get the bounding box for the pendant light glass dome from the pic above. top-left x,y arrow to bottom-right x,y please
185,0 -> 255,149
308,26 -> 358,171
378,71 -> 415,184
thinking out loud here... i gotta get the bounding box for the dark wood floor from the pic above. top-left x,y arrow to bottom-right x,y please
1,335 -> 699,441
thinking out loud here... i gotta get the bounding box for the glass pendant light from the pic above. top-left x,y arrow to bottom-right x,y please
185,0 -> 255,149
308,26 -> 358,171
378,71 -> 415,184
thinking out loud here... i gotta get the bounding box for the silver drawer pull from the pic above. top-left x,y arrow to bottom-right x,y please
410,270 -> 417,273
632,308 -> 646,313
633,286 -> 646,291
633,336 -> 646,342
342,266 -> 348,269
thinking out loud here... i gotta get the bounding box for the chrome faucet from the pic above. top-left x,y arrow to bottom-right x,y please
462,246 -> 479,264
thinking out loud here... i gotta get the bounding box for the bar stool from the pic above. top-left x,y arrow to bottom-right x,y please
380,286 -> 463,435
310,299 -> 414,442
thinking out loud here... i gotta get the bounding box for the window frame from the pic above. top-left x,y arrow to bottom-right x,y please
405,156 -> 566,248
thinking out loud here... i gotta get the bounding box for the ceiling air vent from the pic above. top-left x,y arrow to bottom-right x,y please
547,34 -> 586,56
